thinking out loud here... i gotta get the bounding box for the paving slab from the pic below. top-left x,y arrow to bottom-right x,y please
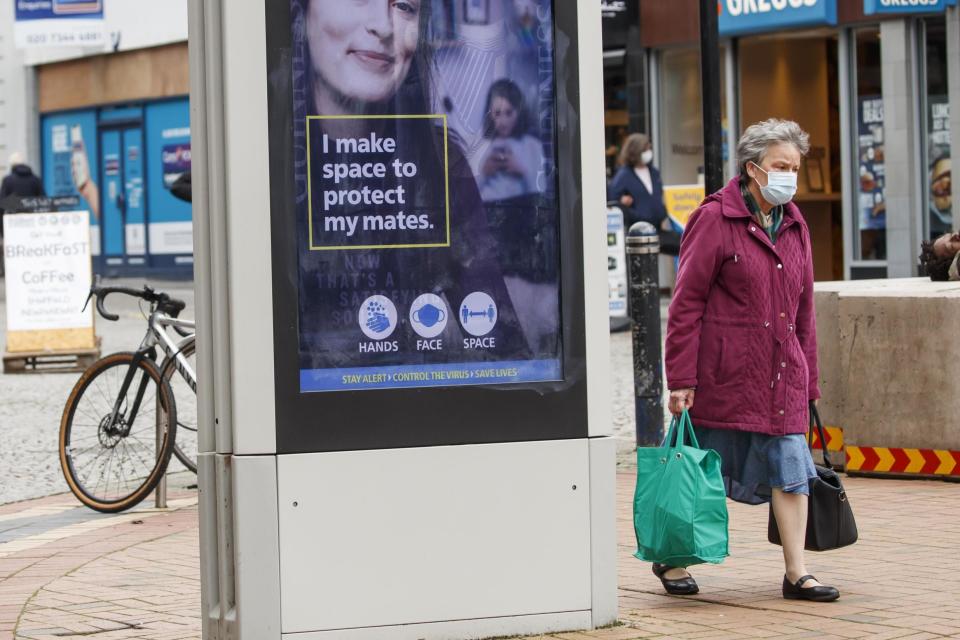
0,474 -> 956,640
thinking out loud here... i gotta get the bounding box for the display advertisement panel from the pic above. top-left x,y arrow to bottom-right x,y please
291,0 -> 562,393
266,0 -> 587,453
927,96 -> 951,237
857,96 -> 886,232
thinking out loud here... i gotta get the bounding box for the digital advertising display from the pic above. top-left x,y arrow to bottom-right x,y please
289,0 -> 562,393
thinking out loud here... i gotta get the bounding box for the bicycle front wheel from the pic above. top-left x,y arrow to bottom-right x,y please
59,352 -> 177,513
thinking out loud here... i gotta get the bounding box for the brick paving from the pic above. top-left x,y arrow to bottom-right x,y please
1,476 -> 958,639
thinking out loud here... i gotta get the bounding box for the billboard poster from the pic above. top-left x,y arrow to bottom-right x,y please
14,0 -> 105,48
927,96 -> 951,237
290,0 -> 561,392
857,96 -> 886,231
663,184 -> 705,231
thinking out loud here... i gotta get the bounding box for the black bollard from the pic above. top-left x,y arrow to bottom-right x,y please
626,221 -> 663,447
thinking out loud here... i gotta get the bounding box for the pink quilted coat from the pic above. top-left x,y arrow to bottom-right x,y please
665,177 -> 820,436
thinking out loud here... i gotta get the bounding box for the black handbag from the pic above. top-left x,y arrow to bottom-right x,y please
767,403 -> 858,551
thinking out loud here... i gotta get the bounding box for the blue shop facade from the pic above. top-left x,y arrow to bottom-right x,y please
40,97 -> 192,278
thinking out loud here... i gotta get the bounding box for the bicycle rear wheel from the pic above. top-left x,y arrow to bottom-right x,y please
59,352 -> 177,513
161,339 -> 197,473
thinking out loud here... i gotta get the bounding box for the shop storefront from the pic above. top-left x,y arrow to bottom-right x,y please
642,0 -> 958,280
34,42 -> 192,278
40,98 -> 192,277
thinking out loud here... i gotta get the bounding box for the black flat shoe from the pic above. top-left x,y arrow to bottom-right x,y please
782,574 -> 839,602
652,563 -> 699,595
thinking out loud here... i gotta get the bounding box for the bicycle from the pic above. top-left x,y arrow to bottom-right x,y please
161,332 -> 197,473
59,283 -> 196,513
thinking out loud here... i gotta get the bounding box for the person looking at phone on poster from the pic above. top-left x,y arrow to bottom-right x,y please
475,79 -> 545,203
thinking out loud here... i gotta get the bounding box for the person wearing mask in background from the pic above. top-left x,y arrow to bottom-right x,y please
663,119 -> 840,603
1,152 -> 46,278
607,133 -> 667,230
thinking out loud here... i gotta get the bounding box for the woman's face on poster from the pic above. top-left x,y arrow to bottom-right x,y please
307,0 -> 421,105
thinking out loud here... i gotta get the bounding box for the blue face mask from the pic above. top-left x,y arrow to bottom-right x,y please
752,162 -> 797,206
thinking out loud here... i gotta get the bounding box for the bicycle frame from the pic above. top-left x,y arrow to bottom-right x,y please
105,309 -> 196,433
150,313 -> 196,393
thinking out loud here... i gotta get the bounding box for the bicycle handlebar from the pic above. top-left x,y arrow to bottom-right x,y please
83,282 -> 187,322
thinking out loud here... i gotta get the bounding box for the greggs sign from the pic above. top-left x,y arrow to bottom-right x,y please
864,0 -> 957,14
718,0 -> 838,36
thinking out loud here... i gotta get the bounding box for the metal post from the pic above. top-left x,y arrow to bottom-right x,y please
155,395 -> 167,509
627,222 -> 663,447
699,0 -> 724,195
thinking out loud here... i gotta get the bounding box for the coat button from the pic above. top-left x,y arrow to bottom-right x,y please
777,263 -> 783,269
780,312 -> 786,318
781,362 -> 786,367
779,410 -> 785,416
764,321 -> 770,328
750,226 -> 756,232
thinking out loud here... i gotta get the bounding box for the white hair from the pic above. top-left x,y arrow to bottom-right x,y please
8,151 -> 25,166
736,119 -> 810,176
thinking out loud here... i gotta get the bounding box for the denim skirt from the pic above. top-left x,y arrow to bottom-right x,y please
693,425 -> 817,505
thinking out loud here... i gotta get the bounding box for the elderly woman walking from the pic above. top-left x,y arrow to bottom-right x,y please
660,119 -> 839,602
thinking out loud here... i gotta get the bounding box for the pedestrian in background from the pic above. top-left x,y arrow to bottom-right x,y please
1,152 -> 46,278
607,133 -> 667,230
919,231 -> 960,281
661,119 -> 840,602
1,152 -> 45,201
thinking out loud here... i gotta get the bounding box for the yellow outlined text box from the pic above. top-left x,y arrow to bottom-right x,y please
306,114 -> 451,251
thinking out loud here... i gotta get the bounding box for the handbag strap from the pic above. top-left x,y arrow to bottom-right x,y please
808,402 -> 832,467
664,411 -> 701,450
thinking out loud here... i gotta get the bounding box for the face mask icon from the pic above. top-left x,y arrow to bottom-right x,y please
413,303 -> 445,328
409,294 -> 449,339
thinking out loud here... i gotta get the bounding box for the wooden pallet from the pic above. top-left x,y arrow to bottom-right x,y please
3,341 -> 101,374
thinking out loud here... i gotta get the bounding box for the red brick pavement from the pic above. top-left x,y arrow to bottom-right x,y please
2,475 -> 959,639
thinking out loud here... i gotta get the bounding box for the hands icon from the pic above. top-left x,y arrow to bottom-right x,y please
364,301 -> 392,334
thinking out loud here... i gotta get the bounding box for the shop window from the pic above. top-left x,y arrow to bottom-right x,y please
659,48 -> 703,185
604,58 -> 628,179
852,28 -> 885,262
920,17 -> 951,242
657,46 -> 730,187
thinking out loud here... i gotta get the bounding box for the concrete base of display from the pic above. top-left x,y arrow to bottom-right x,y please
815,278 -> 960,455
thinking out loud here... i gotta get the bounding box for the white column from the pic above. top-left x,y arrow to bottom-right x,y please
839,29 -> 854,280
880,18 -> 923,278
947,6 -> 960,232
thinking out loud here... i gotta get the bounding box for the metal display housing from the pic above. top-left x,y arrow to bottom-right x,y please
191,0 -> 614,637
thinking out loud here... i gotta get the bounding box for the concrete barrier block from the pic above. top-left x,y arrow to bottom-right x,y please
832,279 -> 960,451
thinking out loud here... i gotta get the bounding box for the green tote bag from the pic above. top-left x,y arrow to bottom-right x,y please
633,410 -> 729,568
